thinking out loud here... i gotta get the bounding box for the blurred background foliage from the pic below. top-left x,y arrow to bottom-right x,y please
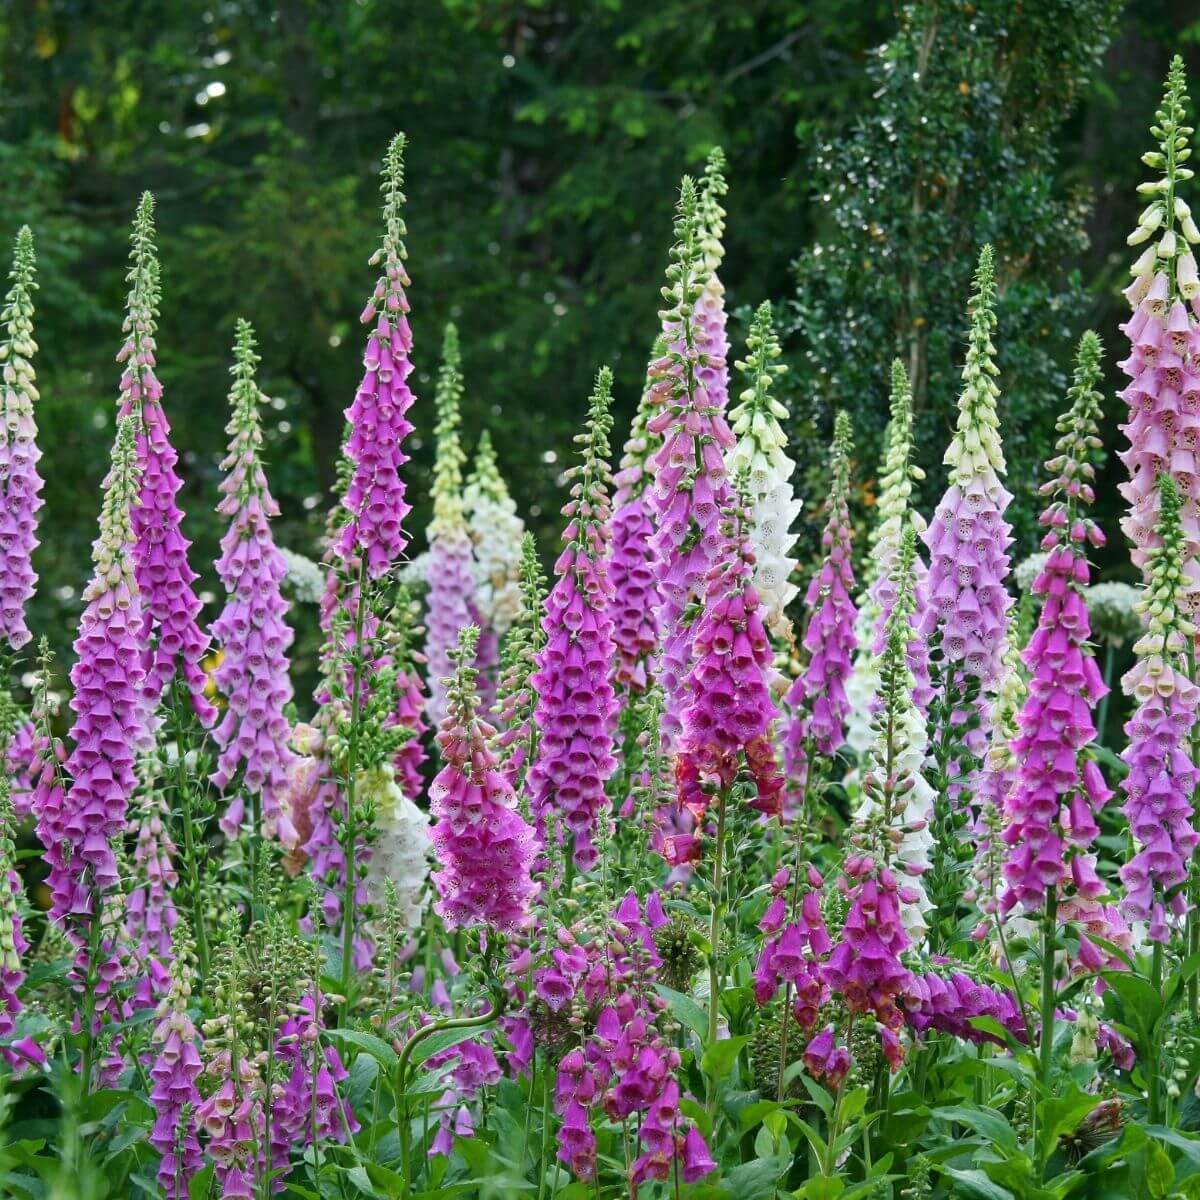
0,0 -> 1198,698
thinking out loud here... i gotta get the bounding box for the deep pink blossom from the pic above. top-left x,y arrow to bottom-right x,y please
0,228 -> 42,653
210,321 -> 296,843
528,369 -> 618,871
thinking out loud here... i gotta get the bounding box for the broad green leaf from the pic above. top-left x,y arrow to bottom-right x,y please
936,1166 -> 1015,1200
931,1104 -> 1018,1152
701,1034 -> 750,1081
654,984 -> 709,1042
325,1028 -> 398,1069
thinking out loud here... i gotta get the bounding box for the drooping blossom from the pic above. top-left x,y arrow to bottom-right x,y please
919,244 -> 1013,777
464,429 -> 525,638
1118,474 -> 1200,941
1118,58 -> 1200,609
548,893 -> 713,1195
0,227 -> 42,653
335,133 -> 416,579
210,320 -> 297,844
670,495 -> 784,862
47,416 -> 145,924
125,756 -> 179,981
645,176 -> 736,752
726,301 -> 801,640
117,194 -> 213,725
1001,332 -> 1111,916
148,920 -> 203,1198
361,761 -> 431,932
907,968 -> 1027,1047
784,413 -> 856,799
495,532 -> 547,787
0,781 -> 41,1070
425,323 -> 476,726
610,349 -> 664,692
853,528 -> 936,938
528,368 -> 618,871
846,361 -> 929,754
430,626 -> 536,931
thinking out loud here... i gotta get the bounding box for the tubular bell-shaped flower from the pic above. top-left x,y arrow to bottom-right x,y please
695,147 -> 731,416
50,416 -> 145,924
528,368 -> 618,871
1001,332 -> 1111,916
336,133 -> 416,579
148,919 -> 203,1198
610,348 -> 664,693
726,301 -> 801,640
0,227 -> 42,653
920,244 -> 1014,769
0,781 -> 40,1070
425,323 -> 476,726
784,413 -> 857,799
1119,57 -> 1200,609
210,320 -> 297,843
1118,474 -> 1200,941
645,176 -> 736,753
854,528 -> 937,939
673,494 -> 784,855
430,626 -> 536,930
117,194 -> 213,724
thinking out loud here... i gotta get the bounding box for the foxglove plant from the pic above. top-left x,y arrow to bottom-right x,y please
675,494 -> 785,844
430,626 -> 537,931
784,413 -> 857,801
610,353 -> 663,693
645,176 -> 736,751
726,301 -> 801,640
0,227 -> 41,654
695,147 -> 730,415
528,368 -> 618,872
425,323 -> 476,726
464,429 -> 525,637
495,532 -> 547,788
854,528 -> 936,940
924,247 -> 1013,688
125,756 -> 180,978
210,320 -> 296,845
1118,474 -> 1200,945
846,361 -> 930,757
49,417 -> 145,925
117,194 -> 213,725
1001,332 -> 1110,918
0,781 -> 39,1070
148,919 -> 202,1199
335,132 -> 416,580
1119,57 -> 1200,605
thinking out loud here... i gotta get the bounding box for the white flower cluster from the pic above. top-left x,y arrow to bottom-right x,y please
464,431 -> 525,635
726,302 -> 800,637
278,546 -> 327,604
1085,581 -> 1142,647
856,698 -> 935,940
360,762 -> 432,931
843,610 -> 878,759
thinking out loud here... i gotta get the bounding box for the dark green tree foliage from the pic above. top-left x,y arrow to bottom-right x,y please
791,0 -> 1122,549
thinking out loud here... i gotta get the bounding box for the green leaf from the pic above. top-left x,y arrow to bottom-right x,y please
794,1178 -> 844,1200
935,1166 -> 1015,1200
325,1028 -> 398,1069
931,1104 -> 1018,1152
189,1163 -> 215,1200
1146,1125 -> 1200,1167
701,1034 -> 750,1081
654,983 -> 709,1042
410,1026 -> 486,1067
1147,1140 -> 1174,1199
1038,1088 -> 1104,1167
721,1155 -> 790,1199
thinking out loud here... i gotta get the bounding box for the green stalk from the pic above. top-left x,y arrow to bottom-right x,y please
396,995 -> 506,1200
1038,890 -> 1058,1097
1149,942 -> 1164,1124
339,557 -> 368,1013
706,788 -> 730,1116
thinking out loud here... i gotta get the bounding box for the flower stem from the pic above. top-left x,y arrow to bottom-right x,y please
706,788 -> 729,1116
1038,890 -> 1057,1096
